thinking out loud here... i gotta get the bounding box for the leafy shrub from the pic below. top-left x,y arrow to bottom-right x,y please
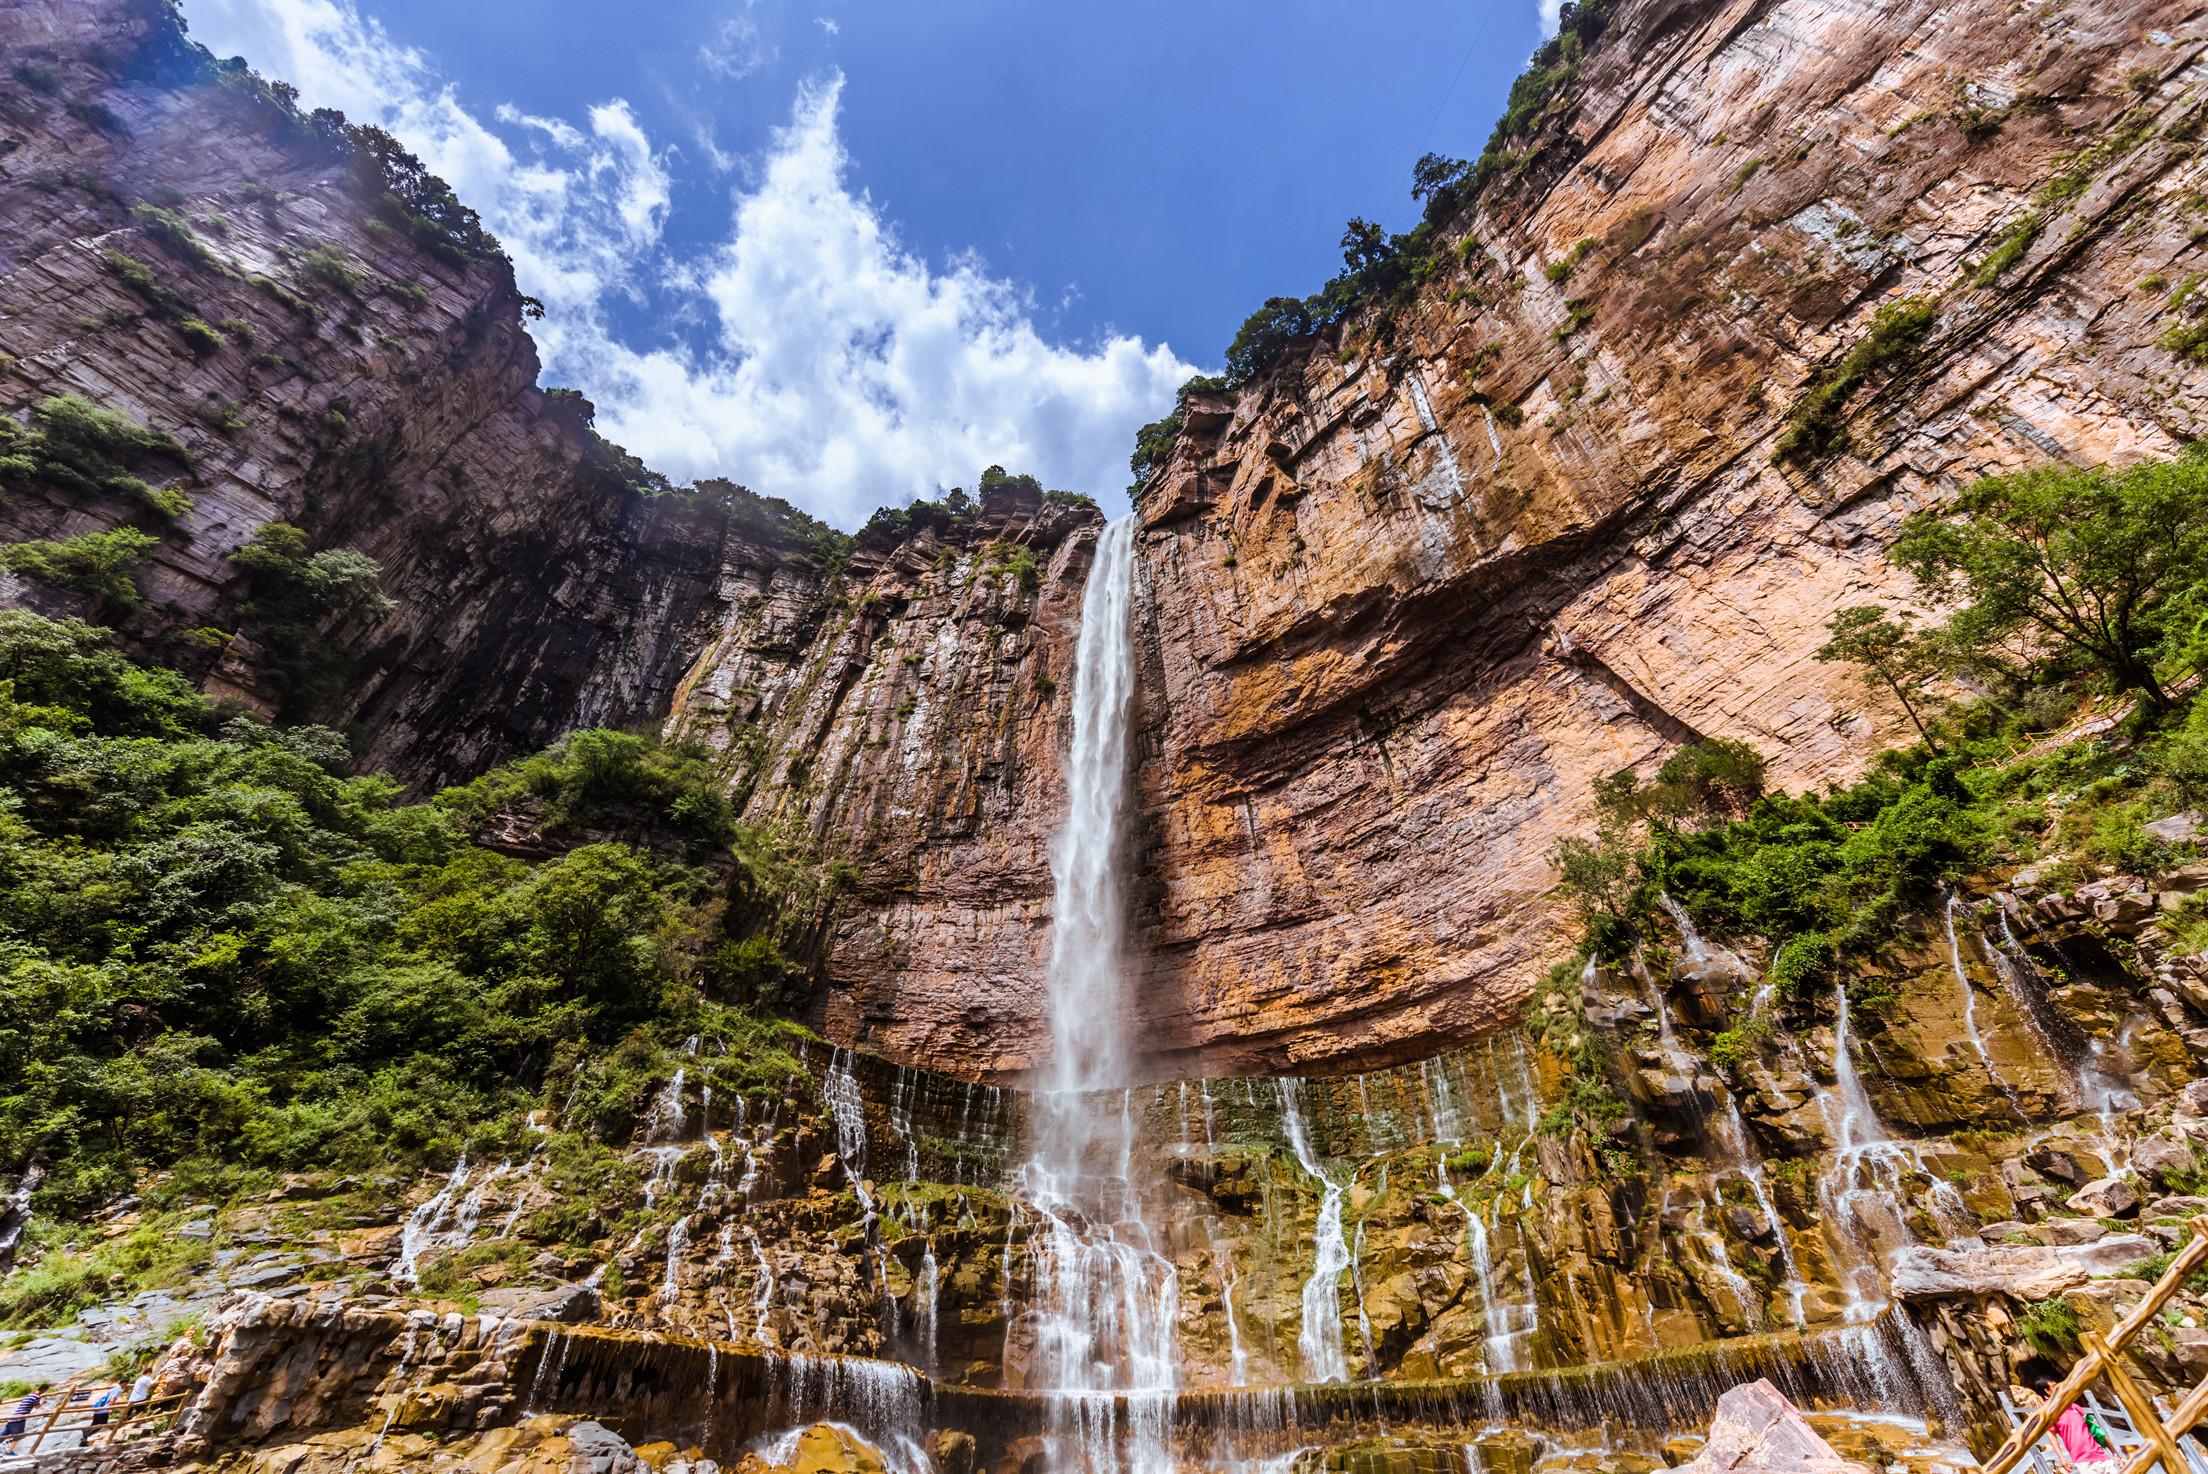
1770,932 -> 1836,1001
979,541 -> 1040,593
128,204 -> 222,271
0,528 -> 159,605
298,244 -> 363,294
2018,1296 -> 2081,1354
101,251 -> 187,317
1128,375 -> 1230,486
174,316 -> 226,357
0,395 -> 191,526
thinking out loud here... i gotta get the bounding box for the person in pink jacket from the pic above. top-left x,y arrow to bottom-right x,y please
2035,1376 -> 2114,1467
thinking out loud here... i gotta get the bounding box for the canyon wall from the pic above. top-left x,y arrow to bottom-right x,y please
647,0 -> 2208,1081
1125,0 -> 2208,1076
7,0 -> 2207,1082
0,0 -> 735,787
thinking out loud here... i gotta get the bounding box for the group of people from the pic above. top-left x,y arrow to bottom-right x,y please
0,1372 -> 161,1456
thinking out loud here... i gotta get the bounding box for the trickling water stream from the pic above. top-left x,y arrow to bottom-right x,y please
1277,1079 -> 1351,1383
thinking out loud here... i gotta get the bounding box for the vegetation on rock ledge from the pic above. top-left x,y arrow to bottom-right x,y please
1552,445 -> 2208,1021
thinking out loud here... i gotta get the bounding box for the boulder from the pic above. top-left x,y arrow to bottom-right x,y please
2043,1218 -> 2107,1246
564,1421 -> 647,1474
1670,1379 -> 1872,1474
2068,1176 -> 2141,1219
2027,1146 -> 2087,1186
2057,1234 -> 2158,1278
476,1283 -> 601,1323
1889,1244 -> 2084,1301
762,1425 -> 890,1474
2133,1135 -> 2200,1190
2147,815 -> 2203,845
2078,878 -> 2157,933
931,1430 -> 977,1474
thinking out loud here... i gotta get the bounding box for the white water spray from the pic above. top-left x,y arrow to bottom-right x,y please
1011,518 -> 1180,1474
1278,1079 -> 1351,1383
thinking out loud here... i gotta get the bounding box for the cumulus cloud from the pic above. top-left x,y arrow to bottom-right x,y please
178,0 -> 1195,525
1538,0 -> 1564,38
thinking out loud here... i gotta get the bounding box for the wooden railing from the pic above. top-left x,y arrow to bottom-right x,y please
1986,1217 -> 2208,1474
1,1388 -> 192,1460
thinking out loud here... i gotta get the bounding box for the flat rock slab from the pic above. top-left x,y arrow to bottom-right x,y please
1891,1236 -> 2156,1300
0,1335 -> 108,1386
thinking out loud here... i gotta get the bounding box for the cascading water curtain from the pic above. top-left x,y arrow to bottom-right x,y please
1012,517 -> 1182,1474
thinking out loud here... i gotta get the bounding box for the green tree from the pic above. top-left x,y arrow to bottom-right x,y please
1892,449 -> 2208,711
1645,738 -> 1767,826
1817,605 -> 1943,753
0,528 -> 160,608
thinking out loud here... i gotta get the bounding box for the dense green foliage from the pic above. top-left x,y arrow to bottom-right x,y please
1553,448 -> 2208,1031
1891,446 -> 2208,711
223,522 -> 394,715
0,396 -> 194,524
0,529 -> 161,609
0,614 -> 838,1220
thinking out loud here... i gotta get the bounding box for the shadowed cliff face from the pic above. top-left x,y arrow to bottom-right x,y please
0,0 -> 732,788
1117,0 -> 2208,1078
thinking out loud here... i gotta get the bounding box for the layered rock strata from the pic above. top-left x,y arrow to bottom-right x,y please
0,0 -> 733,786
1123,0 -> 2208,1076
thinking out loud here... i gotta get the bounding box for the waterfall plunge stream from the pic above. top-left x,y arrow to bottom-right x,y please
1013,517 -> 1182,1474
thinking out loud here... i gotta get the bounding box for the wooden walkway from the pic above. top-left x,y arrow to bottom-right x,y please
1987,1218 -> 2208,1474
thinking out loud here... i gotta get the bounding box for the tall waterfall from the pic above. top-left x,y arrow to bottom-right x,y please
1012,517 -> 1181,1474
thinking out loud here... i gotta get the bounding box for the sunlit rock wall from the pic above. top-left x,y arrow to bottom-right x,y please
1128,0 -> 2206,1075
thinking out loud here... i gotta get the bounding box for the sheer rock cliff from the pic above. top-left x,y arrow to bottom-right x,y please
0,0 -> 731,787
4,0 -> 2206,1080
1122,0 -> 2207,1076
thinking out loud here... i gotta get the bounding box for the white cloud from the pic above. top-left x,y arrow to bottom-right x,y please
816,17 -> 840,35
702,10 -> 773,81
1538,0 -> 1564,38
177,0 -> 1195,525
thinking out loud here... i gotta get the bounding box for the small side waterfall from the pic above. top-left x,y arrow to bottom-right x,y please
1011,516 -> 1181,1474
1942,894 -> 2026,1119
1278,1079 -> 1351,1383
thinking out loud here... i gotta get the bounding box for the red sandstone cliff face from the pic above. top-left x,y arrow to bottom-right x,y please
1121,0 -> 2208,1076
0,0 -> 730,786
652,0 -> 2208,1082
10,0 -> 2206,1084
663,487 -> 1105,1075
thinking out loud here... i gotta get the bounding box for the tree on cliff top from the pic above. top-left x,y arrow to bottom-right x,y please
1892,446 -> 2208,713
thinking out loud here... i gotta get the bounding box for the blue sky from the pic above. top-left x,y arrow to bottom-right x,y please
179,0 -> 1551,525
